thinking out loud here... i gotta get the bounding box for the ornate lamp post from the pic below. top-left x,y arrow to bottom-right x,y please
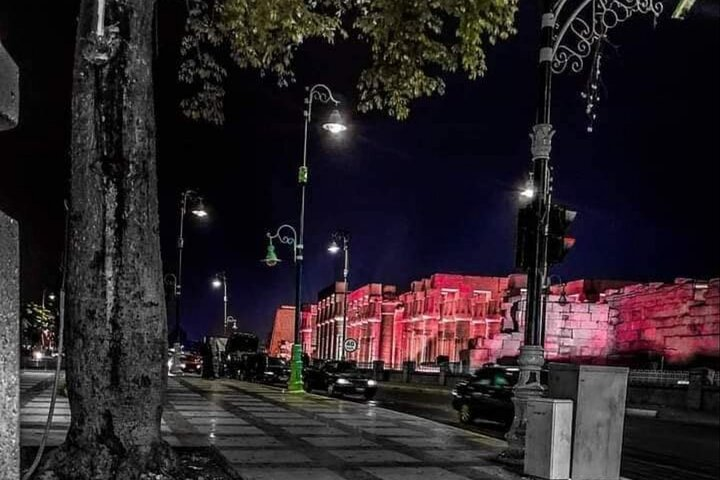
261,84 -> 346,392
262,224 -> 302,389
170,189 -> 207,374
507,0 -> 664,457
328,230 -> 350,360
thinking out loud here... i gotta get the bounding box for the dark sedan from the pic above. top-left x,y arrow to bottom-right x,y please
303,361 -> 378,400
451,365 -> 521,428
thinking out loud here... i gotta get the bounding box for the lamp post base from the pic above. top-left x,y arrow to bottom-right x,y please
504,344 -> 546,459
287,343 -> 304,393
170,342 -> 184,375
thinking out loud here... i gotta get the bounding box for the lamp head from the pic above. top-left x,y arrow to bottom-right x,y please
262,243 -> 281,267
327,239 -> 340,254
191,197 -> 208,218
47,293 -> 56,301
322,109 -> 347,134
212,277 -> 222,288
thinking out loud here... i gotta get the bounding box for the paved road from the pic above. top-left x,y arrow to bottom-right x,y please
360,384 -> 720,480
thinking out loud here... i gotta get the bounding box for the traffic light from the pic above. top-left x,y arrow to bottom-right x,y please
547,204 -> 577,265
515,204 -> 536,271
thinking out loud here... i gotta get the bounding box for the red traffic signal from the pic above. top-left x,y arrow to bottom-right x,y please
547,205 -> 577,265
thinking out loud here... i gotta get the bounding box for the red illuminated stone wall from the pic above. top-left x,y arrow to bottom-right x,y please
606,278 -> 719,365
301,274 -> 719,371
266,305 -> 295,360
300,304 -> 317,357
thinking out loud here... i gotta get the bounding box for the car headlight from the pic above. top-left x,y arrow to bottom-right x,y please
367,380 -> 377,387
264,371 -> 275,375
179,363 -> 186,369
451,389 -> 459,397
335,378 -> 351,385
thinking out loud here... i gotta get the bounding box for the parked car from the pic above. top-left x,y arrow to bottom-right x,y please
303,361 -> 378,400
257,356 -> 291,384
451,365 -> 546,428
181,352 -> 203,374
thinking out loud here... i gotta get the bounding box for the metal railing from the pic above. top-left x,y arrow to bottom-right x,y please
628,370 -> 690,386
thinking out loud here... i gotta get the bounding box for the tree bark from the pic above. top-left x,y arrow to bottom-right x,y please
38,0 -> 175,478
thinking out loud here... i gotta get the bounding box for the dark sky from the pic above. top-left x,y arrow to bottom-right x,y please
1,2 -> 718,343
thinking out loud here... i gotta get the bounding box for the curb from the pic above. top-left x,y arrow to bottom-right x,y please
625,407 -> 658,418
379,383 -> 453,394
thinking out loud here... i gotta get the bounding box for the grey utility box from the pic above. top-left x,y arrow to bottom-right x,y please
524,398 -> 573,480
548,364 -> 629,480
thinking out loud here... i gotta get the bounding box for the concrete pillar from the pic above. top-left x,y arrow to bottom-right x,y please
0,211 -> 20,479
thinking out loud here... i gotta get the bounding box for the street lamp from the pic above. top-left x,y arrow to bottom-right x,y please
211,272 -> 230,335
328,230 -> 350,360
262,224 -> 302,388
276,83 -> 345,393
507,0 -> 664,457
41,288 -> 56,309
171,189 -> 208,373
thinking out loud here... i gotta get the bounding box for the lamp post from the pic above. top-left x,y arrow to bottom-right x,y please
171,189 -> 207,374
212,272 -> 229,335
507,0 -> 664,458
261,84 -> 346,393
328,230 -> 350,360
262,224 -> 301,389
41,288 -> 56,310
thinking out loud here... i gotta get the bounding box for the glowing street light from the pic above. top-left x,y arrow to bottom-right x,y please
171,188 -> 209,373
322,110 -> 347,134
328,230 -> 350,360
211,272 -> 230,335
520,173 -> 535,199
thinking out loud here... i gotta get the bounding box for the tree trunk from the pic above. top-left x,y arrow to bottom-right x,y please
39,0 -> 174,478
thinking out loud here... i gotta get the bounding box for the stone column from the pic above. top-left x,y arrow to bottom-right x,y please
0,211 -> 19,479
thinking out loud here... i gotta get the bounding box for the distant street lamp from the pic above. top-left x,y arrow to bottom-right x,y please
328,230 -> 350,360
264,84 -> 345,393
41,288 -> 56,309
171,189 -> 208,373
508,0 -> 664,457
211,272 -> 230,335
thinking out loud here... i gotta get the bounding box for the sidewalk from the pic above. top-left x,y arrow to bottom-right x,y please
20,372 -> 523,480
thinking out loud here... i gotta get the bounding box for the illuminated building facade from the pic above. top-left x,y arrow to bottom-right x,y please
272,274 -> 719,370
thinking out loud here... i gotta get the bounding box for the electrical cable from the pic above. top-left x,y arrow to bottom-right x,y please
23,200 -> 70,480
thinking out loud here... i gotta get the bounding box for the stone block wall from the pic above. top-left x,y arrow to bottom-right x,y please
607,278 -> 720,365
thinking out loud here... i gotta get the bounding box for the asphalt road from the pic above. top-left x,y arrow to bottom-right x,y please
348,384 -> 720,480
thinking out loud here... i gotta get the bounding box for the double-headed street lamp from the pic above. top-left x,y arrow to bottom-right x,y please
262,84 -> 346,393
328,230 -> 350,360
212,272 -> 231,335
507,0 -> 664,457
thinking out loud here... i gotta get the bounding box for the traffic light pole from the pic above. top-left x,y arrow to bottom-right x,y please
506,0 -> 664,459
506,0 -> 555,457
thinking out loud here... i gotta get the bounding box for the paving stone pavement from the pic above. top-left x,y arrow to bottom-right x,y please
20,372 -> 522,480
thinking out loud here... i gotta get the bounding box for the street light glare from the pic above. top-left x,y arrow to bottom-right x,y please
322,110 -> 347,134
47,293 -> 56,301
191,198 -> 208,218
328,239 -> 340,254
520,187 -> 535,199
212,278 -> 222,288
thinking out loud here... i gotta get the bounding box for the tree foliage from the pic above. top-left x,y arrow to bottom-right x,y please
179,0 -> 518,123
21,302 -> 56,348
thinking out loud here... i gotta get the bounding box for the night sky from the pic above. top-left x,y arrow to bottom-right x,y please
1,2 -> 718,343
